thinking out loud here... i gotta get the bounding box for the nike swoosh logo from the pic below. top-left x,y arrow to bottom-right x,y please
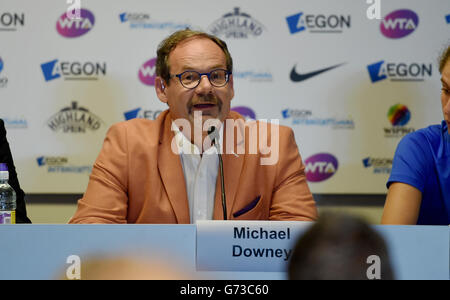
290,63 -> 345,82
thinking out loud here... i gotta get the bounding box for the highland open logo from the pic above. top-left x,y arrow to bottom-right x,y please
56,8 -> 95,38
138,58 -> 157,86
305,153 -> 338,182
47,101 -> 103,133
380,9 -> 419,39
208,7 -> 265,39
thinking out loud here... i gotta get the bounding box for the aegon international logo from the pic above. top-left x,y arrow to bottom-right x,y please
138,58 -> 156,86
119,12 -> 189,31
56,8 -> 95,38
41,59 -> 106,81
231,106 -> 256,120
0,57 -> 7,88
305,153 -> 339,182
380,9 -> 419,39
367,61 -> 432,83
282,109 -> 354,129
362,157 -> 392,174
124,108 -> 162,121
286,11 -> 351,34
37,156 -> 91,174
0,12 -> 24,31
47,101 -> 103,133
234,70 -> 273,82
208,7 -> 265,39
384,104 -> 415,138
0,117 -> 27,129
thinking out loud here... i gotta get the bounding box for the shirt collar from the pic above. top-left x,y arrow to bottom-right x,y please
171,122 -> 224,155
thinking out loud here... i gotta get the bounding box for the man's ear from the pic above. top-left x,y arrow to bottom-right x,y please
155,77 -> 168,103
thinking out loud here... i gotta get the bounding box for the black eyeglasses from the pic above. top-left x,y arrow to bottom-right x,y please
170,69 -> 232,89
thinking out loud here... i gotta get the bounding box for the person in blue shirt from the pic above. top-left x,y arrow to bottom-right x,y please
382,46 -> 450,225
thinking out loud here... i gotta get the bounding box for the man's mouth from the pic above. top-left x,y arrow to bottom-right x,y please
192,103 -> 216,110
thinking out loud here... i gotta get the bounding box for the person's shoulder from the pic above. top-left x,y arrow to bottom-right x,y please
400,123 -> 442,148
109,111 -> 168,132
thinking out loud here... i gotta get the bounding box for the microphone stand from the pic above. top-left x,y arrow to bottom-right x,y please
208,126 -> 227,220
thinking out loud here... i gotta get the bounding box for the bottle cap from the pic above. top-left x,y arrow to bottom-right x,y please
0,163 -> 8,172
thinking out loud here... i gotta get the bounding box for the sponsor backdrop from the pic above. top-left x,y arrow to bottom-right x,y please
0,0 -> 449,194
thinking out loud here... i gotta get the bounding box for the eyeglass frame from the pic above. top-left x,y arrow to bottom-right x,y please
169,69 -> 232,89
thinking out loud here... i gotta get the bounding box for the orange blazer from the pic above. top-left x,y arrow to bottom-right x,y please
69,110 -> 317,224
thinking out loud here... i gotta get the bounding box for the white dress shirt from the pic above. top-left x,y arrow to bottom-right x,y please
172,123 -> 223,224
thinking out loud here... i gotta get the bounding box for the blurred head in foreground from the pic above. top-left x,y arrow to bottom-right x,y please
288,213 -> 395,280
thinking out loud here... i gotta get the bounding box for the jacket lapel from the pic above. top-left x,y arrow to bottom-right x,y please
158,112 -> 190,223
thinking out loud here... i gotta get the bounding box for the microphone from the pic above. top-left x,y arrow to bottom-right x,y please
208,126 -> 227,220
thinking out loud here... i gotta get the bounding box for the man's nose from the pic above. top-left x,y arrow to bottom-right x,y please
194,75 -> 213,94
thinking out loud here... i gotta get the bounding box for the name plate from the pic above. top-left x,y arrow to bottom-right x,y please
196,220 -> 312,272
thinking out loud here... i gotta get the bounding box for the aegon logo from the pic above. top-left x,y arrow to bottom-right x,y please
208,7 -> 265,39
37,156 -> 91,174
138,58 -> 156,86
286,12 -> 351,34
119,12 -> 189,31
282,109 -> 312,119
381,9 -> 419,39
56,8 -> 95,38
0,13 -> 24,31
446,14 -> 450,24
282,109 -> 354,129
305,153 -> 338,182
363,157 -> 393,174
231,106 -> 256,120
37,156 -> 69,166
367,61 -> 432,83
0,57 -> 7,88
124,108 -> 162,121
41,59 -> 106,81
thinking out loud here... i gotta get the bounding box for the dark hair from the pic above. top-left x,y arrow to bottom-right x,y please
288,213 -> 395,280
156,29 -> 233,85
439,45 -> 450,74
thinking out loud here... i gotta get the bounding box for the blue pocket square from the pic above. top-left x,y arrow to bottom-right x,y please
233,195 -> 261,218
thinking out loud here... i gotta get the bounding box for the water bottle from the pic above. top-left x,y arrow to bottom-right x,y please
0,163 -> 16,224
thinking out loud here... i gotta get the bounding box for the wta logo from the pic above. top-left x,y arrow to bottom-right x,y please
138,58 -> 156,86
388,104 -> 410,126
56,9 -> 95,38
381,9 -> 419,39
305,153 -> 338,182
231,106 -> 256,120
